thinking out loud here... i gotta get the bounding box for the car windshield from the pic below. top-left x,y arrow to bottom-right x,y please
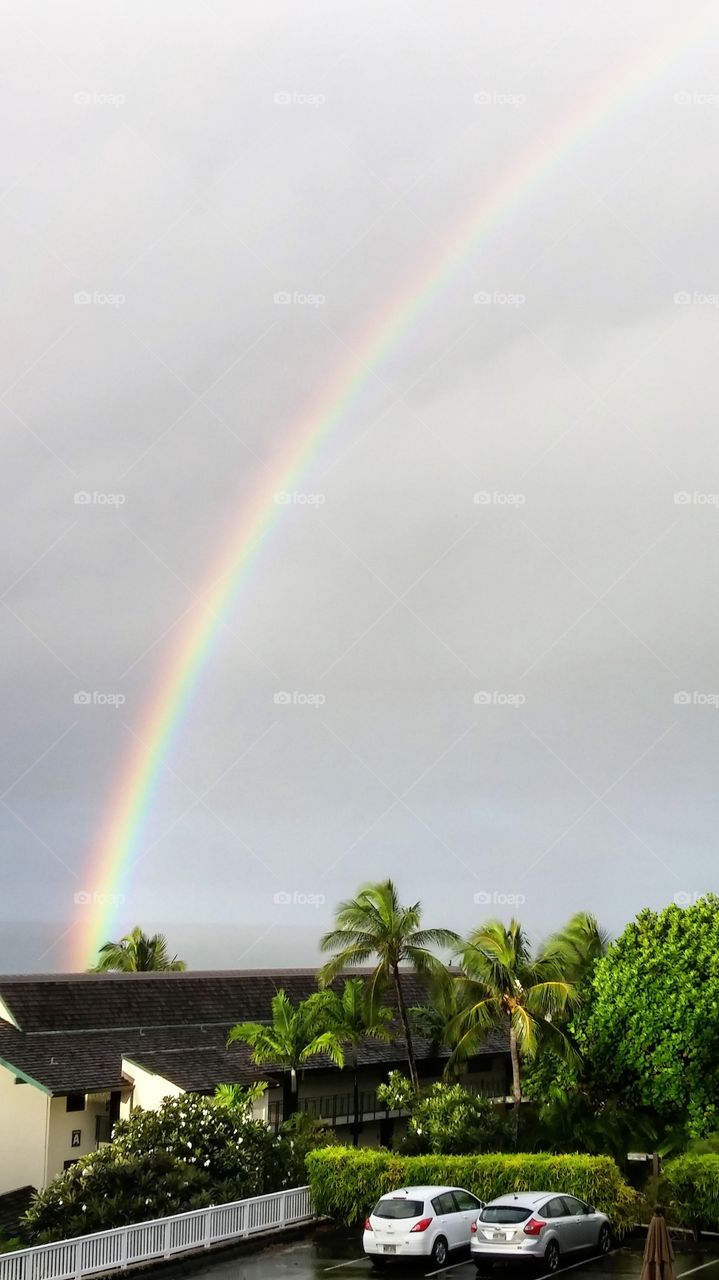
374,1198 -> 425,1219
480,1206 -> 532,1224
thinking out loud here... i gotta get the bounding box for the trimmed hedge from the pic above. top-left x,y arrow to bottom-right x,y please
662,1155 -> 719,1230
306,1147 -> 638,1232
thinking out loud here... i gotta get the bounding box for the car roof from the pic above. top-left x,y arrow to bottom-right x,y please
377,1185 -> 461,1199
485,1192 -> 564,1208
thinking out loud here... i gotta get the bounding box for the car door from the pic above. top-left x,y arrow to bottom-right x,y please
544,1196 -> 574,1250
451,1189 -> 484,1243
562,1197 -> 594,1248
432,1192 -> 463,1249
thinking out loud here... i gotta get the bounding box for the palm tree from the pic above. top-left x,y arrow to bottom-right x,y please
227,989 -> 342,1120
448,918 -> 581,1137
548,911 -> 609,981
305,978 -> 393,1145
91,926 -> 186,972
319,879 -> 459,1089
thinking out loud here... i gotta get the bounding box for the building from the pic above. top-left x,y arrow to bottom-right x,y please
0,970 -> 510,1197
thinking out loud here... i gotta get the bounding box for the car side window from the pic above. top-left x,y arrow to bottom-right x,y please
562,1197 -> 586,1216
433,1192 -> 457,1215
453,1190 -> 482,1211
546,1198 -> 568,1218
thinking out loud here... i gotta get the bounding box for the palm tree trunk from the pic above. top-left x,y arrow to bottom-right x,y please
393,965 -> 419,1090
283,1066 -> 298,1120
351,1048 -> 360,1147
509,1026 -> 521,1144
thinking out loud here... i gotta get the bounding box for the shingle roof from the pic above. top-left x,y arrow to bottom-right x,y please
0,970 -> 508,1094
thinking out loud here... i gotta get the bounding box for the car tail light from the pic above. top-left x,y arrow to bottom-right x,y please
471,1221 -> 478,1234
363,1218 -> 373,1231
523,1218 -> 545,1236
410,1217 -> 433,1233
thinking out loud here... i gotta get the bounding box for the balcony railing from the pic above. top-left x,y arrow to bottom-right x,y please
267,1075 -> 508,1129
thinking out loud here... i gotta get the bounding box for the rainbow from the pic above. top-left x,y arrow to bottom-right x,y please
72,8 -> 708,968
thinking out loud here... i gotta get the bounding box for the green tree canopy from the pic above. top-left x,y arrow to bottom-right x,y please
574,895 -> 719,1136
91,926 -> 186,972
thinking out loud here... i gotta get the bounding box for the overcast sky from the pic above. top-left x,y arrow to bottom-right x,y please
2,1 -> 719,973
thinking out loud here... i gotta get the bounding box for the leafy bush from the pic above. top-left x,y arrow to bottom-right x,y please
306,1146 -> 638,1233
23,1148 -> 211,1242
661,1155 -> 719,1230
376,1075 -> 511,1154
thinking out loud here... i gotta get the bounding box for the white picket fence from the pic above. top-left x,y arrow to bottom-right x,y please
0,1185 -> 314,1280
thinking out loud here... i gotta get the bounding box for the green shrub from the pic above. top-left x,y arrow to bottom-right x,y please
661,1155 -> 719,1229
306,1147 -> 638,1233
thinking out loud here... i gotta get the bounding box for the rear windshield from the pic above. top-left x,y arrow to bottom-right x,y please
480,1206 -> 532,1224
374,1199 -> 424,1219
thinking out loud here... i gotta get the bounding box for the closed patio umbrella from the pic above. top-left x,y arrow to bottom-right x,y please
640,1206 -> 676,1280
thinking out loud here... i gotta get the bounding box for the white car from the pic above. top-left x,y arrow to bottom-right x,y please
363,1184 -> 485,1268
470,1192 -> 612,1273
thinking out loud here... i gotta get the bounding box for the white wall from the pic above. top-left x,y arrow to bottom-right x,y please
45,1093 -> 110,1181
121,1059 -> 183,1113
0,1062 -> 49,1194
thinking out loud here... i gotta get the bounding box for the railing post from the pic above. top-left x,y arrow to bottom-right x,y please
164,1217 -> 171,1259
204,1207 -> 212,1248
119,1226 -> 128,1270
74,1238 -> 82,1280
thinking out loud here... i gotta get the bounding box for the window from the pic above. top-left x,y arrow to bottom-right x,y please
373,1198 -> 424,1219
453,1190 -> 483,1212
562,1197 -> 587,1216
432,1192 -> 458,1215
480,1206 -> 531,1225
65,1093 -> 86,1113
543,1198 -> 569,1219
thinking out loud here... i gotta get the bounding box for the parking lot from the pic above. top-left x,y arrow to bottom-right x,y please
181,1228 -> 719,1280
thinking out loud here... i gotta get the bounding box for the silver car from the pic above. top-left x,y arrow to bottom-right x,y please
470,1192 -> 612,1273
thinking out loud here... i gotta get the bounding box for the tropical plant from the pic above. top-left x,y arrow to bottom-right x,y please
213,1080 -> 267,1113
376,1073 -> 510,1154
449,918 -> 581,1136
573,895 -> 719,1136
228,989 -> 341,1119
319,879 -> 459,1088
304,978 -> 393,1145
90,926 -> 186,972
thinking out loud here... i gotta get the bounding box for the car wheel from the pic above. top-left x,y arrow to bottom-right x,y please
544,1239 -> 560,1273
598,1224 -> 612,1254
430,1236 -> 448,1267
